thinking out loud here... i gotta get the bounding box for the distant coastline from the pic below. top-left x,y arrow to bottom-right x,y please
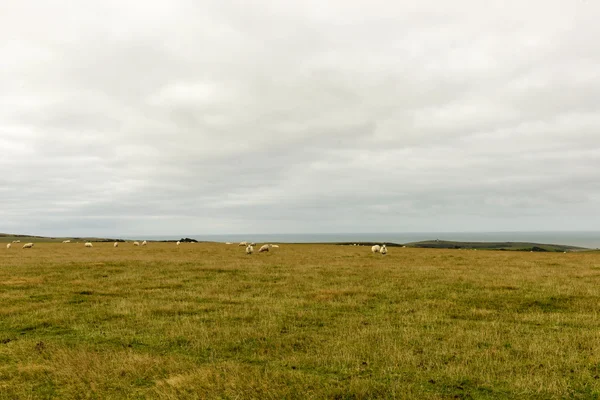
4,231 -> 597,249
124,231 -> 600,249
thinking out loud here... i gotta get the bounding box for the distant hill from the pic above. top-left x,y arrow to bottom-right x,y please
0,233 -> 204,243
336,240 -> 587,252
0,233 -> 125,243
1,233 -> 591,251
406,240 -> 587,252
0,233 -> 46,238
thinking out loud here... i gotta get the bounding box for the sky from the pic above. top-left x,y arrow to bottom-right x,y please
1,0 -> 599,237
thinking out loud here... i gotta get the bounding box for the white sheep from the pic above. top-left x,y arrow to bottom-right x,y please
176,241 -> 180,246
271,244 -> 279,248
239,241 -> 248,246
371,245 -> 380,253
225,242 -> 232,245
12,240 -> 20,243
133,241 -> 140,246
22,243 -> 34,249
259,244 -> 270,253
114,242 -> 119,248
85,242 -> 93,248
142,240 -> 147,246
246,244 -> 253,254
380,245 -> 387,255
6,243 -> 11,249
62,240 -> 71,243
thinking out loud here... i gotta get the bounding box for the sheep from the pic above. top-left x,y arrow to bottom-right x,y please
246,244 -> 253,254
12,240 -> 20,243
259,244 -> 270,253
225,242 -> 232,245
142,240 -> 147,246
239,241 -> 247,246
114,242 -> 119,248
176,241 -> 180,246
250,242 -> 256,246
62,240 -> 71,243
133,242 -> 140,246
371,245 -> 380,253
6,243 -> 11,249
22,243 -> 34,249
380,245 -> 387,255
271,244 -> 279,248
85,242 -> 93,248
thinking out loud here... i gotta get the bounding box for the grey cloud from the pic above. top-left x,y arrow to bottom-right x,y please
1,0 -> 600,237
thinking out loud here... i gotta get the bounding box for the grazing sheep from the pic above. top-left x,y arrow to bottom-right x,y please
250,242 -> 256,246
239,241 -> 247,246
6,243 -> 11,249
271,244 -> 279,248
259,244 -> 270,253
22,243 -> 34,249
62,240 -> 71,243
225,242 -> 232,245
114,242 -> 119,248
176,241 -> 181,246
142,240 -> 147,246
246,244 -> 253,254
133,242 -> 140,246
371,245 -> 380,253
380,245 -> 387,255
85,242 -> 93,248
12,240 -> 20,243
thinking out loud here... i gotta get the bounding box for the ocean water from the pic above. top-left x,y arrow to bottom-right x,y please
129,231 -> 600,249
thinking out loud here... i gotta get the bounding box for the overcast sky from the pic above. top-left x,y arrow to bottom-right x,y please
1,0 -> 599,237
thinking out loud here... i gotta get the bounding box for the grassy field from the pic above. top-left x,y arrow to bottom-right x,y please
1,242 -> 600,399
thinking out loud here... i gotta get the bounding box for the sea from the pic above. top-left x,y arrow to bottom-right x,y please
127,231 -> 600,249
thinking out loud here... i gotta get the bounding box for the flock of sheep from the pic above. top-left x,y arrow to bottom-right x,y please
371,244 -> 388,255
5,239 -> 389,255
240,242 -> 280,254
5,240 -> 145,249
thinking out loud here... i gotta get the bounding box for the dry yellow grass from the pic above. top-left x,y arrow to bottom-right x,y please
1,242 -> 600,399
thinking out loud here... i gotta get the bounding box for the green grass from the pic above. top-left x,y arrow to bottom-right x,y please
1,242 -> 600,399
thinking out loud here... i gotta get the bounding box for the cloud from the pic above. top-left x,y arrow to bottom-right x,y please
1,0 -> 599,236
